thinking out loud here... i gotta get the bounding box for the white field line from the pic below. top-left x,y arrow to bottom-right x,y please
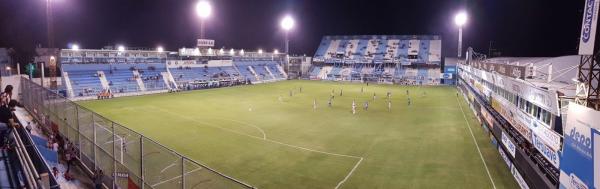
95,122 -> 123,144
151,167 -> 203,187
334,157 -> 363,189
455,96 -> 497,189
160,159 -> 179,173
149,106 -> 364,188
212,117 -> 267,140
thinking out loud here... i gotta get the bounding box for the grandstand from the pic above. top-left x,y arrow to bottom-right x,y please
60,47 -> 288,100
60,48 -> 171,99
310,35 -> 443,85
457,48 -> 582,188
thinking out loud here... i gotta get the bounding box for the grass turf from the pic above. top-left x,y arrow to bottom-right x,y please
79,80 -> 518,189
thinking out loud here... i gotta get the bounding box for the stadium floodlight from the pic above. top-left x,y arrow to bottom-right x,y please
229,48 -> 235,55
258,49 -> 263,54
207,48 -> 213,55
5,66 -> 10,71
157,46 -> 164,52
219,48 -> 225,55
196,0 -> 212,39
274,49 -> 279,54
454,11 -> 467,27
280,15 -> 295,54
196,1 -> 212,19
454,11 -> 467,58
280,15 -> 295,31
240,49 -> 245,55
71,44 -> 80,51
118,45 -> 125,52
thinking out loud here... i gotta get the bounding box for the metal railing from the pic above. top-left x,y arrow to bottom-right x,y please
20,77 -> 254,189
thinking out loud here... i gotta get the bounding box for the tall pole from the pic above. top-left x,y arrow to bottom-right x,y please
285,31 -> 290,78
457,27 -> 463,58
200,19 -> 205,39
285,31 -> 289,54
41,63 -> 45,88
46,0 -> 55,48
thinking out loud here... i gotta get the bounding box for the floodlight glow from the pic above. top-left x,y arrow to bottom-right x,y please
71,44 -> 80,51
5,67 -> 11,71
118,45 -> 125,52
208,48 -> 213,55
196,1 -> 212,19
258,49 -> 263,54
280,15 -> 295,31
454,11 -> 467,27
240,49 -> 245,55
219,48 -> 225,55
229,48 -> 235,55
157,46 -> 164,52
274,49 -> 279,54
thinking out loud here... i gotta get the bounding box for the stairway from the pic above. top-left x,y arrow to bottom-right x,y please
132,70 -> 146,92
264,66 -> 276,80
97,71 -> 110,90
161,72 -> 177,90
247,66 -> 261,81
62,72 -> 75,97
276,64 -> 288,78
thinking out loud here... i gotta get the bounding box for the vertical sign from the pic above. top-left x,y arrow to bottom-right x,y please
560,103 -> 600,189
579,0 -> 600,55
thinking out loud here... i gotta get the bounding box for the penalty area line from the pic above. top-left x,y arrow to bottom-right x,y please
455,96 -> 497,189
148,106 -> 365,189
334,157 -> 363,189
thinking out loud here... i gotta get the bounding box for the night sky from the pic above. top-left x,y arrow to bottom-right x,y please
0,0 -> 587,63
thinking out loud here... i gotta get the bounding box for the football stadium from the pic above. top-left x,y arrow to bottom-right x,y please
1,0 -> 600,189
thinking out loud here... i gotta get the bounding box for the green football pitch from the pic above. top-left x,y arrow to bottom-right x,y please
79,80 -> 518,189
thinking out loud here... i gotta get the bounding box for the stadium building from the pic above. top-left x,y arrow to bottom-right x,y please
308,35 -> 446,85
457,48 -> 581,188
59,45 -> 287,100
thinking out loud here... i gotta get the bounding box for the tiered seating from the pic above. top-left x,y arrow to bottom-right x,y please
314,38 -> 333,59
310,66 -> 322,76
233,60 -> 283,82
314,35 -> 442,64
372,65 -> 384,76
66,70 -> 103,97
138,69 -> 167,91
327,66 -> 342,79
266,64 -> 285,79
105,69 -> 139,94
170,66 -> 237,82
252,65 -> 273,80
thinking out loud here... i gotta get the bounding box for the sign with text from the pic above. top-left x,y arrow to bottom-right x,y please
501,131 -> 517,157
470,61 -> 526,79
579,0 -> 600,55
197,39 -> 215,47
559,103 -> 600,189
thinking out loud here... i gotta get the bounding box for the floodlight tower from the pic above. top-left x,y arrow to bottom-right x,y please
280,15 -> 295,77
280,15 -> 295,54
196,1 -> 212,39
454,11 -> 467,59
46,0 -> 55,48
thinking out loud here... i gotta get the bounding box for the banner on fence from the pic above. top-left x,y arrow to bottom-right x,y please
559,103 -> 600,189
501,131 -> 517,157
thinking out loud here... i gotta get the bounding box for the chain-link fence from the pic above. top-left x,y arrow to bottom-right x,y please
20,77 -> 253,189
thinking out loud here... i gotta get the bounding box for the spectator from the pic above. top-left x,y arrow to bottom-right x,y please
94,169 -> 104,189
65,148 -> 73,172
52,166 -> 59,178
0,100 -> 17,147
0,85 -> 13,107
52,140 -> 59,152
26,121 -> 32,133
